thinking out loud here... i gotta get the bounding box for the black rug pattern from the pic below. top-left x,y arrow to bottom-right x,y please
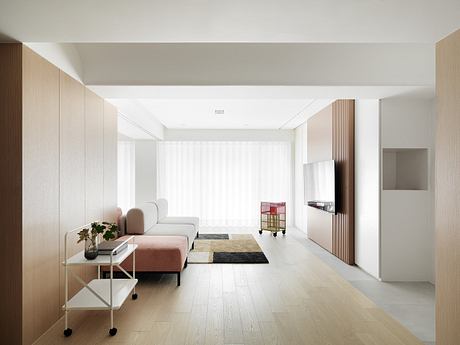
197,234 -> 229,240
213,251 -> 269,264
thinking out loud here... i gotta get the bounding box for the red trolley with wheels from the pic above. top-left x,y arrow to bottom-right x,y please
259,202 -> 286,237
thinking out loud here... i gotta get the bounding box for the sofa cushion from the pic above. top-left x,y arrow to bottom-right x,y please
144,223 -> 197,251
158,216 -> 199,231
115,207 -> 125,236
115,235 -> 187,272
156,198 -> 168,220
118,215 -> 127,236
126,202 -> 158,234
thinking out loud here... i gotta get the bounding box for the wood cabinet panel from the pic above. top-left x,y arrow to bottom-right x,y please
84,89 -> 104,282
103,101 -> 118,222
435,28 -> 460,345
0,43 -> 119,344
0,43 -> 23,345
307,105 -> 332,162
307,105 -> 333,251
85,89 -> 104,223
59,71 -> 86,308
22,46 -> 61,345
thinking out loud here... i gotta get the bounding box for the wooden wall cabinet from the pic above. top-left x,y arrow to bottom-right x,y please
0,44 -> 118,345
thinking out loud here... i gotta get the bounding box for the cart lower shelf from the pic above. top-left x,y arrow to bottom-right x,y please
63,278 -> 138,311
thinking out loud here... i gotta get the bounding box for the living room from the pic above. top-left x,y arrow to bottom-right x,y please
1,2 -> 460,345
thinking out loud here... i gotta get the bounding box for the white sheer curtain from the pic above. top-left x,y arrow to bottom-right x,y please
117,141 -> 136,213
157,141 -> 292,226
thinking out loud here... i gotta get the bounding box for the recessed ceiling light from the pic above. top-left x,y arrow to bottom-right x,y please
214,109 -> 225,115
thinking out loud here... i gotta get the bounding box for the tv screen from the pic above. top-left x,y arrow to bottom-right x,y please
303,160 -> 335,214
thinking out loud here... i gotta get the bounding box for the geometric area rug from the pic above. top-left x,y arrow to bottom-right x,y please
188,234 -> 269,264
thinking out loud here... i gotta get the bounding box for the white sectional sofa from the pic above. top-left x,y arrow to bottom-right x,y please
153,199 -> 200,237
126,202 -> 198,251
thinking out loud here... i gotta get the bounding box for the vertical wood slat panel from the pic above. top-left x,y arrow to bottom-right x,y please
332,100 -> 355,264
0,43 -> 23,345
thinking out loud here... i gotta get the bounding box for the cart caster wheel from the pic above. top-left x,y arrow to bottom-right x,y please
273,232 -> 277,237
282,230 -> 286,235
109,328 -> 117,336
63,328 -> 72,337
259,230 -> 263,234
132,293 -> 138,300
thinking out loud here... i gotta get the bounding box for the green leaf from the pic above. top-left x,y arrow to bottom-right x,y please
77,228 -> 90,243
103,231 -> 116,241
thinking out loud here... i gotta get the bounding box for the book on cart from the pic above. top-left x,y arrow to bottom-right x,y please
98,240 -> 128,255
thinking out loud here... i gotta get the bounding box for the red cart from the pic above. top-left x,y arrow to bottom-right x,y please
259,202 -> 286,237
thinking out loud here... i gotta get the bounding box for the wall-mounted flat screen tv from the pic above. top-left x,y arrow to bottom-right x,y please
303,160 -> 335,214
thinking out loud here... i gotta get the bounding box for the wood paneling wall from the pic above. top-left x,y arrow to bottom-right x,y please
85,90 -> 104,223
59,71 -> 89,311
0,43 -> 23,345
22,47 -> 61,345
332,100 -> 355,264
0,43 -> 118,344
307,105 -> 332,162
435,28 -> 460,345
103,101 -> 118,222
85,90 -> 104,281
306,100 -> 355,265
307,105 -> 333,251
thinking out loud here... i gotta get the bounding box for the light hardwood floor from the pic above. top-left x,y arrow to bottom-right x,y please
35,228 -> 423,345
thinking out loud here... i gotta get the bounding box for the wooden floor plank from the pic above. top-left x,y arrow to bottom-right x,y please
34,228 -> 423,345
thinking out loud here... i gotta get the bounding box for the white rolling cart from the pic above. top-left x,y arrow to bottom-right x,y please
62,224 -> 138,337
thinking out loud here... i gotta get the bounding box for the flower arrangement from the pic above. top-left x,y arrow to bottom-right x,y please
77,222 -> 118,259
77,222 -> 118,244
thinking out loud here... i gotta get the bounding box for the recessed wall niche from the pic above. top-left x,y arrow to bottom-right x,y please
382,148 -> 428,190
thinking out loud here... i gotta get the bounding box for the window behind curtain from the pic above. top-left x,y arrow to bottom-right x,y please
157,141 -> 292,226
117,141 -> 135,213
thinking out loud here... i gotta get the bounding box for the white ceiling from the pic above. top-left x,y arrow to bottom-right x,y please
99,83 -> 433,134
92,85 -> 434,100
135,98 -> 315,129
0,0 -> 459,43
110,97 -> 336,132
76,43 -> 434,86
4,1 -> 446,136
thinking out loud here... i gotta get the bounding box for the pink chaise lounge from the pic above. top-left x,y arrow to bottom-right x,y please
105,235 -> 188,286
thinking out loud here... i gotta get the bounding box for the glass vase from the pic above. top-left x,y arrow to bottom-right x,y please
84,239 -> 98,260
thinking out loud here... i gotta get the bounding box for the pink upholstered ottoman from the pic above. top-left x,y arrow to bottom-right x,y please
110,235 -> 188,286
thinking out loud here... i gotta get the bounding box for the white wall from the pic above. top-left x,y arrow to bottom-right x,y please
355,100 -> 381,279
294,123 -> 308,233
135,140 -> 157,205
380,97 -> 435,282
164,129 -> 294,142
